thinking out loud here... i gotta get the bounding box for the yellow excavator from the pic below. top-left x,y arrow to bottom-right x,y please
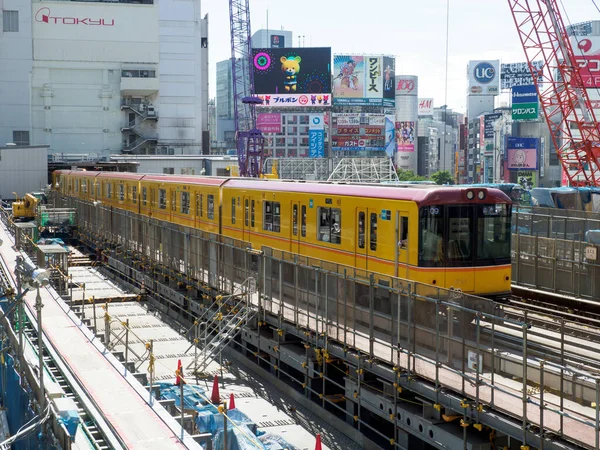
12,192 -> 41,222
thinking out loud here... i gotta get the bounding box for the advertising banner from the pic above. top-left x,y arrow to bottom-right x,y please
270,34 -> 285,48
384,115 -> 395,157
333,55 -> 395,107
331,113 -> 387,151
507,137 -> 538,170
484,113 -> 502,139
467,60 -> 500,96
309,114 -> 325,158
252,47 -> 331,106
501,61 -> 544,89
256,113 -> 281,133
512,85 -> 539,121
570,37 -> 600,88
418,98 -> 434,116
396,121 -> 415,152
516,171 -> 536,190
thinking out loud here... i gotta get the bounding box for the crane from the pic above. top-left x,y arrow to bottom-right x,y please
509,0 -> 600,186
229,0 -> 264,177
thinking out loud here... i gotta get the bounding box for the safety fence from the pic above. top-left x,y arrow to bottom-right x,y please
69,195 -> 600,450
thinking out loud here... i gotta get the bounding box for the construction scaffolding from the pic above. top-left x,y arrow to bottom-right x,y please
263,158 -> 332,181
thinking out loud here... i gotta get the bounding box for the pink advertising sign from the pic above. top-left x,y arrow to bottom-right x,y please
257,113 -> 281,133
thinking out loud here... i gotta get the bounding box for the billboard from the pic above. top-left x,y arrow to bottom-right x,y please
252,47 -> 331,107
570,37 -> 600,88
270,34 -> 285,48
33,1 -> 159,63
256,113 -> 281,134
467,60 -> 500,96
333,55 -> 395,107
501,61 -> 544,89
507,137 -> 538,170
418,98 -> 434,116
516,171 -> 536,190
484,113 -> 502,139
512,85 -> 539,121
309,114 -> 325,158
331,113 -> 388,151
396,121 -> 415,152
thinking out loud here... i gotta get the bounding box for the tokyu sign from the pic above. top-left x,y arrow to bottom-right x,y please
35,7 -> 115,26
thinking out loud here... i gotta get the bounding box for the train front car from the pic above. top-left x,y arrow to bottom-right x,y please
416,187 -> 512,300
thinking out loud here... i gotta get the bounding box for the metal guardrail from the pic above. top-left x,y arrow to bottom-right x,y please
65,192 -> 600,450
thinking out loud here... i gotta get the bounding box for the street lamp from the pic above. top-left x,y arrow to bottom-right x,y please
15,256 -> 50,410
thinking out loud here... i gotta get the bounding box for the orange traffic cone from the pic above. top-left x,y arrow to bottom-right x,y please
211,374 -> 220,404
229,393 -> 236,410
315,433 -> 322,450
175,360 -> 184,386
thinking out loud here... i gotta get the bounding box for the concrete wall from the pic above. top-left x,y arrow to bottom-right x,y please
0,145 -> 48,199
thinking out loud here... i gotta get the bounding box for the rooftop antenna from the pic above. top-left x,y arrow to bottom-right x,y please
266,9 -> 268,45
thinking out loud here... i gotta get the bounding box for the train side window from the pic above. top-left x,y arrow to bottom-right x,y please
82,179 -> 87,194
181,191 -> 190,214
370,213 -> 377,251
74,180 -> 79,193
358,212 -> 365,249
400,216 -> 408,248
106,183 -> 112,199
171,191 -> 177,211
96,182 -> 100,198
301,205 -> 306,237
142,187 -> 147,206
207,194 -> 215,219
263,201 -> 280,232
245,199 -> 249,226
318,207 -> 341,244
292,204 -> 298,236
159,189 -> 167,209
231,197 -> 236,224
251,200 -> 255,227
119,184 -> 125,201
132,186 -> 137,204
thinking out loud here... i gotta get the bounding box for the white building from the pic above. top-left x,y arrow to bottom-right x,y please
0,0 -> 209,158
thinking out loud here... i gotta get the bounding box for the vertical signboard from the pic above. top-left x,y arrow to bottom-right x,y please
507,137 -> 538,170
309,114 -> 325,158
467,60 -> 500,95
512,85 -> 539,121
396,121 -> 415,152
484,113 -> 502,139
333,55 -> 395,107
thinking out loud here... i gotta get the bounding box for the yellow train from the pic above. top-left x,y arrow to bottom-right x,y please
53,170 -> 512,298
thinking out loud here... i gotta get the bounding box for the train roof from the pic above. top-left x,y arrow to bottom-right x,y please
56,171 -> 511,205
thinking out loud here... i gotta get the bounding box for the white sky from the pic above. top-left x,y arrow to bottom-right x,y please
202,0 -> 599,113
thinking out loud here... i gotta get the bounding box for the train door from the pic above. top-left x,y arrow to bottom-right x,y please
291,201 -> 300,254
242,196 -> 251,243
395,212 -> 410,279
355,208 -> 368,271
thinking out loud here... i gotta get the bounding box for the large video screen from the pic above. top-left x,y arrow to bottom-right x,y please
252,47 -> 331,107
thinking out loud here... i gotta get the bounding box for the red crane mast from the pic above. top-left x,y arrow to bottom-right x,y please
508,0 -> 600,186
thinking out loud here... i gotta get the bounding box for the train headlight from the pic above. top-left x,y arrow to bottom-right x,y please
477,190 -> 486,200
466,190 -> 475,200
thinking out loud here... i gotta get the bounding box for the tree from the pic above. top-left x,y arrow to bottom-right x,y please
396,168 -> 427,182
430,170 -> 455,185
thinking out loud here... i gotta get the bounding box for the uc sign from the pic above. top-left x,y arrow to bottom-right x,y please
474,62 -> 496,84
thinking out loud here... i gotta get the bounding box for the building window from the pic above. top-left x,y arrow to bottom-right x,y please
12,130 -> 28,145
3,11 -> 18,32
263,201 -> 280,232
132,186 -> 137,204
207,194 -> 215,219
292,204 -> 298,236
231,198 -> 236,224
317,207 -> 341,244
163,167 -> 174,175
119,184 -> 125,201
159,189 -> 166,209
142,187 -> 147,206
181,191 -> 190,214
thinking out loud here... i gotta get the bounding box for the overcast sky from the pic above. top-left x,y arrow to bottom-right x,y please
202,0 -> 599,113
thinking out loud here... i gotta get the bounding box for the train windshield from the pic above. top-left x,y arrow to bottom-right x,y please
419,204 -> 511,267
